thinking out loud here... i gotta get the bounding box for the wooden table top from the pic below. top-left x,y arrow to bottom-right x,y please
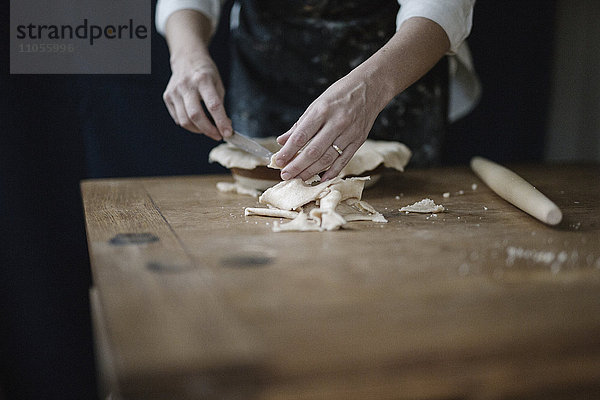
81,163 -> 600,400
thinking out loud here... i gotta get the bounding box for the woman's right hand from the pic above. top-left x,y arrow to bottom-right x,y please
163,51 -> 232,141
162,10 -> 232,141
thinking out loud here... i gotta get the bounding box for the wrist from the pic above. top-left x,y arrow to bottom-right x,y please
169,46 -> 210,70
165,10 -> 213,68
352,62 -> 399,115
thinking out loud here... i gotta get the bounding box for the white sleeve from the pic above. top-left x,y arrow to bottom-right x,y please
155,0 -> 225,36
396,0 -> 475,53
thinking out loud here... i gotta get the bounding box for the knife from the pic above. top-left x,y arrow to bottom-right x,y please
225,130 -> 274,163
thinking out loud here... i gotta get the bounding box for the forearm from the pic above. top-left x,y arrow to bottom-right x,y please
164,10 -> 213,64
355,16 -> 451,113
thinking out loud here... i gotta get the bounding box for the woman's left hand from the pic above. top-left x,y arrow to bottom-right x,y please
274,17 -> 452,182
274,74 -> 383,181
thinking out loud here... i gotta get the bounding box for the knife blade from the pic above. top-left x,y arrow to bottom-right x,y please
225,131 -> 274,163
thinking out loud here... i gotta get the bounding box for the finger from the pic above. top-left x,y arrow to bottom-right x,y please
296,145 -> 343,181
182,92 -> 221,140
280,122 -> 343,180
171,94 -> 201,133
198,84 -> 232,139
275,111 -> 324,168
163,92 -> 179,125
276,123 -> 296,145
321,141 -> 362,181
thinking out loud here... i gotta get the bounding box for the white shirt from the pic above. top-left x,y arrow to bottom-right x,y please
156,0 -> 480,121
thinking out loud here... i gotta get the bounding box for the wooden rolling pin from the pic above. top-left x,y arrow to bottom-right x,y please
470,156 -> 563,225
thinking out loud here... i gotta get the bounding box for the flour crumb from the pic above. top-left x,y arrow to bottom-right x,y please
471,183 -> 478,190
400,198 -> 445,214
443,192 -> 450,198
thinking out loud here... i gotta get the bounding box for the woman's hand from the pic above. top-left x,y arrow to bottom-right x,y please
275,17 -> 451,181
162,10 -> 232,141
163,51 -> 231,140
275,74 -> 383,182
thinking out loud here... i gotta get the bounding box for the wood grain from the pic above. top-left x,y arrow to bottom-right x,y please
81,179 -> 264,398
82,164 -> 600,399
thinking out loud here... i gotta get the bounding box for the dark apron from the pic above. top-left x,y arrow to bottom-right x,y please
226,0 -> 448,167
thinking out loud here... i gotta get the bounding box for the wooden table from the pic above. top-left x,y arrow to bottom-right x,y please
81,164 -> 600,400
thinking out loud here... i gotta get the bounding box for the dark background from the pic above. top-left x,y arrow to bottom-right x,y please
0,2 -> 556,399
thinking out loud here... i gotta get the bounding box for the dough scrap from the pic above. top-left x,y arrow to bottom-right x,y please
267,153 -> 279,169
340,200 -> 387,222
244,207 -> 299,219
248,175 -> 386,232
400,198 -> 445,213
272,212 -> 321,232
339,140 -> 411,176
258,177 -> 343,211
216,182 -> 261,198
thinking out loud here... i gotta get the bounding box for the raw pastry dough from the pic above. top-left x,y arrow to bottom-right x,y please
265,140 -> 411,178
399,198 -> 445,213
244,208 -> 299,219
216,182 -> 261,198
211,138 -> 411,174
209,137 -> 281,170
339,140 -> 411,176
247,176 -> 387,232
211,138 -> 406,231
259,177 -> 342,211
209,138 -> 412,194
272,212 -> 321,232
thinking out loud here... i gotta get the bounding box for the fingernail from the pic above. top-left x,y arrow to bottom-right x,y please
275,156 -> 284,167
223,128 -> 232,138
281,171 -> 290,180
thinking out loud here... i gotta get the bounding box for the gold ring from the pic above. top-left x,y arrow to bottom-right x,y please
332,144 -> 343,155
